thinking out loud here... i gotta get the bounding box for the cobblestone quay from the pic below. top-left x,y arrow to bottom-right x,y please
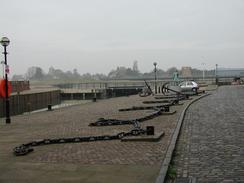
172,86 -> 244,183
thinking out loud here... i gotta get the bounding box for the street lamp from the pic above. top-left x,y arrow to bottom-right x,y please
0,37 -> 11,124
215,64 -> 218,85
201,62 -> 205,81
153,62 -> 157,94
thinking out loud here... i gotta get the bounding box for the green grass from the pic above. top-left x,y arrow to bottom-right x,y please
167,165 -> 177,179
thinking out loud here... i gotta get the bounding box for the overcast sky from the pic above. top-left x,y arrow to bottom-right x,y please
0,0 -> 244,76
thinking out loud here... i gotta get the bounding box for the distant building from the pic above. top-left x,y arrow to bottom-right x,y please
181,67 -> 192,77
217,68 -> 244,77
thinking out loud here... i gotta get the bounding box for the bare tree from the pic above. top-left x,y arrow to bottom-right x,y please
25,66 -> 44,80
132,60 -> 139,72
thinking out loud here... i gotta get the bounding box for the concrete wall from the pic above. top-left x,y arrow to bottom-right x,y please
0,90 -> 61,117
105,88 -> 143,98
61,92 -> 102,100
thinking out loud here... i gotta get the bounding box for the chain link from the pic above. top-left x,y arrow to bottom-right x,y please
13,126 -> 147,156
89,104 -> 172,127
118,104 -> 171,112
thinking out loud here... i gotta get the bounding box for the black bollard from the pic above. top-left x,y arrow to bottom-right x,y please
47,104 -> 52,111
164,106 -> 170,112
146,126 -> 155,135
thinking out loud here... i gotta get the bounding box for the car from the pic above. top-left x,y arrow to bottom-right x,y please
179,81 -> 199,92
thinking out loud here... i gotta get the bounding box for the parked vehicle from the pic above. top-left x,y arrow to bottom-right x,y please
179,81 -> 199,92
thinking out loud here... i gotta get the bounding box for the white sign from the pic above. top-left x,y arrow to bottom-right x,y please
5,65 -> 9,74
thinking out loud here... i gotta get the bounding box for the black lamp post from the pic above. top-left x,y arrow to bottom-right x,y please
215,64 -> 218,85
0,37 -> 11,124
153,62 -> 157,94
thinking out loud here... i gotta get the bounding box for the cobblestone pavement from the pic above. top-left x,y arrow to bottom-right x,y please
0,94 -> 196,183
172,86 -> 244,183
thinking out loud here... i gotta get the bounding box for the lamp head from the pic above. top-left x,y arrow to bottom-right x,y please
0,37 -> 10,47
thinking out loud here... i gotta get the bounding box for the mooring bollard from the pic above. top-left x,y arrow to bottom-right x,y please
146,126 -> 155,135
47,104 -> 52,111
164,106 -> 170,112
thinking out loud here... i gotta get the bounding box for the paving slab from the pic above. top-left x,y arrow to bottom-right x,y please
0,94 -> 201,183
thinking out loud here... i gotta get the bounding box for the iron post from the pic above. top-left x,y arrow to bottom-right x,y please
215,64 -> 218,85
1,37 -> 11,124
153,62 -> 157,94
201,62 -> 205,81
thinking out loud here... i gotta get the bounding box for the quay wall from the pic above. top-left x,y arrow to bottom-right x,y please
60,87 -> 143,100
0,90 -> 61,117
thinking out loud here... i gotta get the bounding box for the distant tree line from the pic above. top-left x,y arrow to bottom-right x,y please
12,61 -> 215,81
12,66 -> 107,81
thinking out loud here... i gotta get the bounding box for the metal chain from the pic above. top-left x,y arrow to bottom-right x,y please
13,126 -> 147,156
89,95 -> 182,127
118,105 -> 169,112
142,99 -> 179,105
14,83 -> 192,156
89,107 -> 166,126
